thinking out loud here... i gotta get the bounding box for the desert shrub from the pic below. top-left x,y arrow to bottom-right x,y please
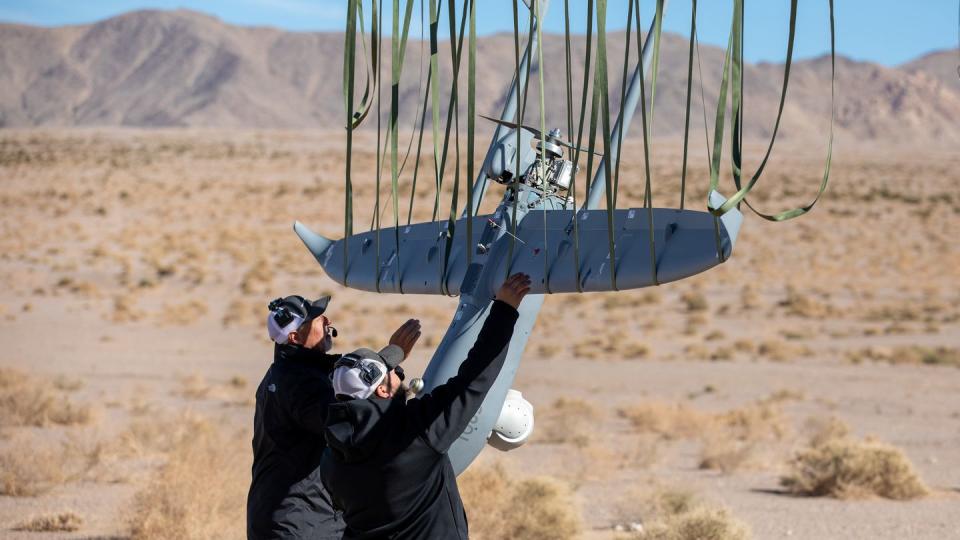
780,438 -> 928,500
634,507 -> 751,540
14,512 -> 83,532
0,368 -> 93,427
159,300 -> 209,325
846,345 -> 960,368
127,416 -> 249,539
618,402 -> 707,440
756,339 -> 807,362
698,437 -> 756,474
459,464 -> 581,540
779,286 -> 832,318
680,291 -> 709,312
0,437 -> 68,496
537,397 -> 600,447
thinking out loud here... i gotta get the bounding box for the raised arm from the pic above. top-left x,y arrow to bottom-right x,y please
409,274 -> 531,453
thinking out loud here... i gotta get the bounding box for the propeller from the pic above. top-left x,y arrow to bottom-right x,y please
479,115 -> 603,156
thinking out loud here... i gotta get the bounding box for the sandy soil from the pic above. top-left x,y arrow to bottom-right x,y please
0,129 -> 957,539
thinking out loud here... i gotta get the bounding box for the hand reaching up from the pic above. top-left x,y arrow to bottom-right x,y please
494,273 -> 532,309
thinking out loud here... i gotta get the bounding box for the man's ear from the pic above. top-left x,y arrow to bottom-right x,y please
287,331 -> 302,345
374,383 -> 391,399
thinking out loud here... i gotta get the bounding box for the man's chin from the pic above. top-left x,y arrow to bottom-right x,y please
313,336 -> 333,352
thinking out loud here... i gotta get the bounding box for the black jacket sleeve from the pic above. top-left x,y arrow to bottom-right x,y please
407,300 -> 519,453
288,353 -> 341,435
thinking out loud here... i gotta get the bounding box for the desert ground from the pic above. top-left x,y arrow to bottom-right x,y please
0,129 -> 957,539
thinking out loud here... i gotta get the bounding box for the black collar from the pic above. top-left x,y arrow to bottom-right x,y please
273,343 -> 340,366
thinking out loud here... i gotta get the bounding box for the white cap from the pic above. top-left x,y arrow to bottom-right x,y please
332,356 -> 387,400
266,312 -> 304,345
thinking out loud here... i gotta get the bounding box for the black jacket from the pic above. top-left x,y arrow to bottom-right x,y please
320,300 -> 519,540
246,344 -> 346,540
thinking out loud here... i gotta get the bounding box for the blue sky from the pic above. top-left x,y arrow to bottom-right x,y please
0,1 -> 956,66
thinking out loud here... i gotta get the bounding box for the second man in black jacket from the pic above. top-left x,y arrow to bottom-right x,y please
321,273 -> 531,540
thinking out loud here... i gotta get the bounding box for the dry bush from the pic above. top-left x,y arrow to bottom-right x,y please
159,300 -> 210,325
118,412 -> 211,456
14,511 -> 83,532
615,487 -> 750,540
618,402 -> 707,440
112,294 -> 144,322
633,507 -> 751,540
697,401 -> 790,473
537,397 -> 601,447
778,286 -> 832,318
698,436 -> 757,474
756,339 -> 808,362
680,291 -> 709,312
780,438 -> 929,500
846,345 -> 960,368
127,416 -> 249,540
0,368 -> 94,427
0,437 -> 68,496
459,463 -> 581,540
739,285 -> 761,309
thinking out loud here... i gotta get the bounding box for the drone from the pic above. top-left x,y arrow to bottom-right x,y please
294,1 -> 742,475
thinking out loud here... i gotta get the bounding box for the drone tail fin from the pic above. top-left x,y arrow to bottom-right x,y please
293,221 -> 335,267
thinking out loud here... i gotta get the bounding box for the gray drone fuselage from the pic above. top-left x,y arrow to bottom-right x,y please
294,142 -> 741,474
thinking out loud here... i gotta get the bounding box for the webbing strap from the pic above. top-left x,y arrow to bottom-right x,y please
595,0 -> 618,291
386,0 -> 416,292
679,0 -> 697,210
439,0 -> 470,296
428,0 -> 442,223
632,0 -> 662,286
612,0 -> 634,209
535,0 -> 550,291
373,0 -> 383,292
343,0 -> 359,285
466,0 -> 476,266
710,0 -> 835,221
505,0 -> 534,279
350,1 -> 380,129
568,0 -> 593,293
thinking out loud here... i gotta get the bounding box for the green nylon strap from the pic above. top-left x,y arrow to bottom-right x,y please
407,66 -> 431,225
373,0 -> 383,292
612,0 -> 634,209
595,0 -> 618,291
439,0 -> 469,296
505,0 -> 530,280
679,0 -> 697,210
632,0 -> 661,286
465,0 -> 476,266
343,0 -> 359,285
569,0 -> 593,293
563,0 -> 574,143
385,0 -> 416,292
710,0 -> 834,221
350,1 -> 379,129
646,0 -> 664,135
535,0 -> 550,291
428,0 -> 442,222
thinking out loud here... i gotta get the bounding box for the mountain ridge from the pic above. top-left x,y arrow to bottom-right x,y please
1,9 -> 958,147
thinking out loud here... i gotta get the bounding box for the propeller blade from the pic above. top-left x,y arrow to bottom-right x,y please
479,114 -> 604,157
479,114 -> 544,139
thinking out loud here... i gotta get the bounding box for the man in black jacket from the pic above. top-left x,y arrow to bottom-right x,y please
321,273 -> 531,540
247,294 -> 421,539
